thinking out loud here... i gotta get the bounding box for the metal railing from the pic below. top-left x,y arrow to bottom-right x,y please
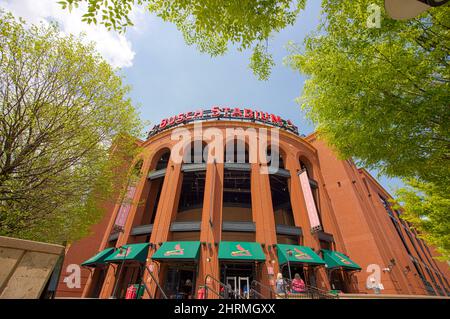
204,275 -> 245,299
142,265 -> 168,299
266,279 -> 338,299
305,284 -> 339,299
200,275 -> 339,300
250,280 -> 285,299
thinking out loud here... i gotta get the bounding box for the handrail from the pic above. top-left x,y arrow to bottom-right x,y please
204,285 -> 223,299
250,279 -> 285,299
283,278 -> 338,299
204,274 -> 245,299
305,284 -> 338,299
249,288 -> 266,299
144,265 -> 168,299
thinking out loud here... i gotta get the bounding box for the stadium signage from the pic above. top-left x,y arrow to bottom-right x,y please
147,106 -> 299,138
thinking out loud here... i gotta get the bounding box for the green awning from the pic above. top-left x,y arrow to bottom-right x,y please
277,244 -> 325,266
322,249 -> 361,270
218,241 -> 266,261
104,243 -> 150,264
81,248 -> 115,267
152,241 -> 201,261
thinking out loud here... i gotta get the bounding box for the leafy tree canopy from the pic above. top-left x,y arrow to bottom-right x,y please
287,0 -> 449,188
286,0 -> 449,258
57,0 -> 306,80
0,11 -> 143,244
394,179 -> 450,261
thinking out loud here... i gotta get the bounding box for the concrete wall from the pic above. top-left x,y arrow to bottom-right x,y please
0,236 -> 64,299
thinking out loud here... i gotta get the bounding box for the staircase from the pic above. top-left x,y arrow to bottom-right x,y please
201,275 -> 338,299
250,279 -> 338,299
204,275 -> 246,299
140,265 -> 168,299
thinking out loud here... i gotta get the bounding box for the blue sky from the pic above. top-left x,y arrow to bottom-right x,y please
121,1 -> 322,135
120,1 -> 403,194
0,0 -> 403,194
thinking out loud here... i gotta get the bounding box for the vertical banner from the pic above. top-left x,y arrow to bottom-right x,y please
114,185 -> 137,229
209,160 -> 216,226
298,170 -> 322,233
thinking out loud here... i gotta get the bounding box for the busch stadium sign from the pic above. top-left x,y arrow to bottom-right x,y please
147,106 -> 299,138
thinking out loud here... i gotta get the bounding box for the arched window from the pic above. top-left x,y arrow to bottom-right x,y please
266,146 -> 285,169
155,149 -> 170,170
183,141 -> 208,164
266,146 -> 296,243
135,148 -> 171,228
299,156 -> 322,227
221,139 -> 254,241
172,141 -> 208,241
224,138 -> 249,163
299,159 -> 312,177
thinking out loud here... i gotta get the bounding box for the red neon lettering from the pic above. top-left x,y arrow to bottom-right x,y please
260,112 -> 269,121
270,114 -> 282,125
244,109 -> 253,118
193,110 -> 203,118
186,112 -> 193,120
176,113 -> 185,123
168,116 -> 176,125
160,118 -> 168,129
231,108 -> 242,117
223,107 -> 230,117
211,106 -> 221,117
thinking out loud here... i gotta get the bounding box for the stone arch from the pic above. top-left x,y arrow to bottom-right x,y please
265,143 -> 288,170
299,155 -> 314,179
149,147 -> 172,171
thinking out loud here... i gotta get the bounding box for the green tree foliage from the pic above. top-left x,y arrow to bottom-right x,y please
0,12 -> 143,244
57,0 -> 306,80
393,180 -> 450,261
286,1 -> 449,258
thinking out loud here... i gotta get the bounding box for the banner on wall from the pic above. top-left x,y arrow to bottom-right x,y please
298,170 -> 322,233
209,161 -> 216,226
114,185 -> 137,229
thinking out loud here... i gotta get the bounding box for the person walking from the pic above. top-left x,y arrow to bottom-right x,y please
275,273 -> 287,297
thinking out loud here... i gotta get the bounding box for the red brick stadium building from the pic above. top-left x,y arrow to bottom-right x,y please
56,107 -> 450,299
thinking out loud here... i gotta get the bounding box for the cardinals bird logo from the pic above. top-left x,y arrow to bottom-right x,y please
116,247 -> 132,258
231,244 -> 252,257
164,243 -> 184,256
293,248 -> 312,260
339,255 -> 352,265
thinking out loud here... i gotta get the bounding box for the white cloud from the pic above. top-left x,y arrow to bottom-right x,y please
0,0 -> 146,68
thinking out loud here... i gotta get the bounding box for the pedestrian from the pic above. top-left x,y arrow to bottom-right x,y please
291,273 -> 306,293
275,273 -> 286,296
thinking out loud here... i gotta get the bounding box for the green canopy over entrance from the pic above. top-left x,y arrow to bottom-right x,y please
152,241 -> 201,261
322,249 -> 361,270
218,241 -> 266,261
277,244 -> 325,266
104,243 -> 150,264
81,248 -> 115,267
